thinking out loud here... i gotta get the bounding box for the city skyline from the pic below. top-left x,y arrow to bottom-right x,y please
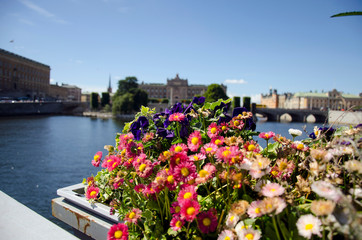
1,0 -> 361,103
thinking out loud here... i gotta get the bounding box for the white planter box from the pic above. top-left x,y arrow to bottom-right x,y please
57,183 -> 119,223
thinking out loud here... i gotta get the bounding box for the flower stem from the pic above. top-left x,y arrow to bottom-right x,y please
272,215 -> 281,240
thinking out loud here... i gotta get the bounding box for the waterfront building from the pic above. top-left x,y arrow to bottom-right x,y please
0,48 -> 50,99
139,74 -> 227,106
49,83 -> 81,102
261,89 -> 362,110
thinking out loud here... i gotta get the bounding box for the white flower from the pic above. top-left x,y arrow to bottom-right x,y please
288,128 -> 302,137
261,183 -> 285,197
234,221 -> 251,237
225,212 -> 240,228
237,228 -> 261,240
311,181 -> 342,202
217,229 -> 235,240
296,214 -> 322,239
344,160 -> 362,174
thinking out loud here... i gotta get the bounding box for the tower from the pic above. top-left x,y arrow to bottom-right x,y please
107,75 -> 112,93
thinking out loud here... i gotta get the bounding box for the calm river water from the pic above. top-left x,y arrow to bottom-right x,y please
0,115 -> 319,230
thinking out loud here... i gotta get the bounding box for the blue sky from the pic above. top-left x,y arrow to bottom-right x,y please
1,0 -> 361,103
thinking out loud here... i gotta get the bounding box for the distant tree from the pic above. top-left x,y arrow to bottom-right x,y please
243,96 -> 251,111
112,92 -> 134,114
101,92 -> 110,107
204,84 -> 228,102
132,88 -> 148,111
90,92 -> 99,110
233,96 -> 241,109
115,76 -> 139,96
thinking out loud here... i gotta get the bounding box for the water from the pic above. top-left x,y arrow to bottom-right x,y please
0,116 -> 320,231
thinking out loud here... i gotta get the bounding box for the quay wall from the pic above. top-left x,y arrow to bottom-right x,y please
0,102 -> 87,116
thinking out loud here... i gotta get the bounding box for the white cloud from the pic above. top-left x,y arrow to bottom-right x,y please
18,18 -> 35,26
251,94 -> 261,104
50,78 -> 55,83
79,85 -> 107,94
224,79 -> 248,84
20,0 -> 68,24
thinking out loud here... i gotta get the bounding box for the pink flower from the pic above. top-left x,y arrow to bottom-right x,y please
201,143 -> 218,155
197,209 -> 218,234
118,133 -> 134,148
207,122 -> 220,138
173,161 -> 197,183
86,186 -> 99,200
180,199 -> 200,222
124,208 -> 142,224
261,183 -> 285,197
244,141 -> 261,153
211,136 -> 225,146
107,223 -> 128,240
142,132 -> 154,142
134,184 -> 145,193
196,163 -> 216,184
220,122 -> 229,133
170,215 -> 185,231
169,112 -> 185,122
258,131 -> 275,140
170,143 -> 188,154
134,159 -> 153,178
291,141 -> 309,152
189,153 -> 206,162
218,230 -> 235,240
187,131 -> 203,152
230,117 -> 245,130
170,201 -> 182,216
170,152 -> 189,170
247,200 -> 263,218
178,185 -> 198,204
165,173 -> 177,191
92,151 -> 102,167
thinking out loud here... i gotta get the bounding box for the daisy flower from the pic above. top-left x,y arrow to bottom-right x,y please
261,183 -> 285,197
201,143 -> 218,156
288,128 -> 302,137
311,180 -> 342,202
230,116 -> 245,130
220,122 -> 229,133
170,143 -> 188,154
92,151 -> 102,167
107,223 -> 128,240
197,208 -> 218,234
187,131 -> 203,152
247,200 -> 263,218
169,112 -> 185,122
237,228 -> 261,240
180,199 -> 200,222
243,140 -> 260,153
178,185 -> 198,204
196,163 -> 216,184
170,216 -> 185,231
258,131 -> 275,140
310,200 -> 335,216
165,173 -> 177,191
124,208 -> 142,224
86,186 -> 99,200
291,141 -> 309,151
211,136 -> 225,146
173,161 -> 197,183
225,212 -> 240,228
189,153 -> 206,162
134,159 -> 153,178
207,122 -> 220,138
217,229 -> 235,240
234,221 -> 251,237
170,201 -> 182,216
296,214 -> 322,239
170,152 -> 189,170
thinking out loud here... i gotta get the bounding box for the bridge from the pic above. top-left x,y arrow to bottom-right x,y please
253,107 -> 328,123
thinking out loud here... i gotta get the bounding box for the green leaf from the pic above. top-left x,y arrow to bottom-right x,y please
172,138 -> 183,145
143,209 -> 153,221
167,228 -> 179,237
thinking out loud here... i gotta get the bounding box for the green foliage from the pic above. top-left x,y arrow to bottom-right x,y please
204,84 -> 228,102
102,104 -> 112,112
243,96 -> 251,111
132,88 -> 148,111
101,92 -> 110,107
331,11 -> 362,18
90,92 -> 99,110
115,76 -> 139,97
233,96 -> 241,109
112,92 -> 134,114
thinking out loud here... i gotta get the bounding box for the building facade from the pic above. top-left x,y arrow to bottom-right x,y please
139,74 -> 227,105
49,83 -> 81,102
261,89 -> 362,110
0,48 -> 50,99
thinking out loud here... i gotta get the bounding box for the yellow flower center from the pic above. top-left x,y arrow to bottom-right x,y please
271,188 -> 276,192
181,167 -> 190,177
271,170 -> 278,176
184,192 -> 192,199
114,230 -> 123,239
215,139 -> 221,145
305,223 -> 314,230
167,175 -> 174,184
175,220 -> 183,228
202,217 -> 211,226
129,212 -> 136,219
224,237 -> 230,240
222,150 -> 231,158
199,169 -> 208,178
211,127 -> 217,134
222,126 -> 227,131
248,144 -> 255,151
230,216 -> 235,222
245,233 -> 254,240
163,151 -> 171,158
94,155 -> 100,161
234,120 -> 240,126
90,191 -> 97,197
265,133 -> 269,138
279,162 -> 288,170
175,157 -> 181,165
112,162 -> 118,168
193,155 -> 199,161
255,208 -> 260,214
297,143 -> 304,150
186,207 -> 195,215
175,206 -> 181,213
175,146 -> 183,152
206,147 -> 213,152
139,163 -> 146,172
191,137 -> 199,145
